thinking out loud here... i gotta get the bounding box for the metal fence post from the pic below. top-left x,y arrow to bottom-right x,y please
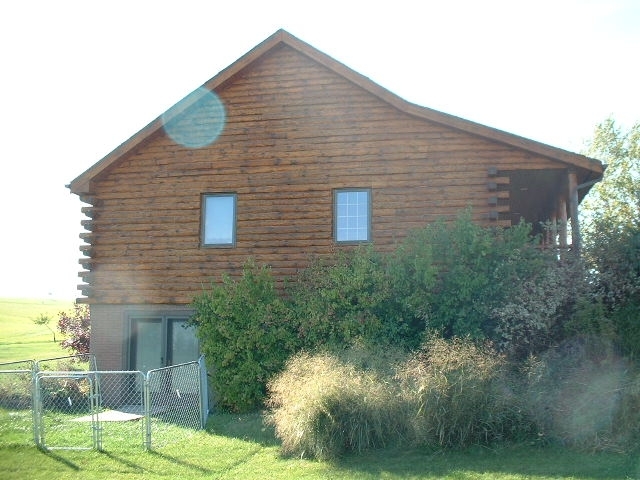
90,373 -> 102,451
144,372 -> 152,450
29,361 -> 40,447
198,356 -> 208,428
32,360 -> 44,448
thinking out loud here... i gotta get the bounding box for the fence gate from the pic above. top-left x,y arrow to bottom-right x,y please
147,360 -> 204,448
94,371 -> 147,450
34,372 -> 101,450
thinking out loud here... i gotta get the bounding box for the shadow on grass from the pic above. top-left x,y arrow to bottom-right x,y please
205,412 -> 279,447
38,446 -> 81,471
97,450 -> 146,474
333,443 -> 637,480
146,450 -> 214,475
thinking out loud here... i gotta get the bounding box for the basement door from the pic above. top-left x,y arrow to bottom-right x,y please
129,316 -> 199,372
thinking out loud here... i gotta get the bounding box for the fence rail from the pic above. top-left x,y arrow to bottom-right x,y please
0,355 -> 207,450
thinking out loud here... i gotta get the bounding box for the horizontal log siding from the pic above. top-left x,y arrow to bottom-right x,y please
83,44 -> 561,304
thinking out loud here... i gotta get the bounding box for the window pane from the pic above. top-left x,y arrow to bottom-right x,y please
169,319 -> 199,366
335,189 -> 370,242
204,194 -> 235,245
131,318 -> 163,371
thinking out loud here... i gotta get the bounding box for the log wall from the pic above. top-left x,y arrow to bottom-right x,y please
79,44 -> 564,304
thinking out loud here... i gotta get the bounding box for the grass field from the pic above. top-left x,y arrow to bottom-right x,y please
0,298 -> 74,363
0,298 -> 638,479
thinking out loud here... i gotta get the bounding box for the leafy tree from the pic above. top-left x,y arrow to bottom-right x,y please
579,118 -> 640,355
33,313 -> 56,343
57,303 -> 91,355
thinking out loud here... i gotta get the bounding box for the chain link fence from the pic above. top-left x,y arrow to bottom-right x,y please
147,361 -> 204,448
0,359 -> 36,447
94,370 -> 147,450
0,355 -> 207,450
35,371 -> 98,450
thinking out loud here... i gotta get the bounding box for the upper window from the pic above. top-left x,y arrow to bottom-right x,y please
202,193 -> 236,246
334,189 -> 371,242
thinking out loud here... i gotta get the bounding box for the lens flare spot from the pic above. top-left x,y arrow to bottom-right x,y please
162,87 -> 226,148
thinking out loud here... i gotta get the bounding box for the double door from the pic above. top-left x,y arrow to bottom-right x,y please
130,316 -> 199,372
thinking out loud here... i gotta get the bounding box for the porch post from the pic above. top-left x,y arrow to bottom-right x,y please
549,212 -> 558,247
568,170 -> 580,252
558,197 -> 568,248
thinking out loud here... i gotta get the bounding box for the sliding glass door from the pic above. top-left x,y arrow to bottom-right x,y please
129,316 -> 199,372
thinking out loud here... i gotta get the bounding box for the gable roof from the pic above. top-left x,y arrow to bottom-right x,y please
68,29 -> 603,195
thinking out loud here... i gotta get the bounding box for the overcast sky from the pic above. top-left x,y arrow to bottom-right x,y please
1,0 -> 638,300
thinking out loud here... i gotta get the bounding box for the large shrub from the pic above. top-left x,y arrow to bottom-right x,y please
389,211 -> 553,344
286,211 -> 555,353
267,346 -> 410,459
191,260 -> 300,412
491,255 -> 585,359
287,246 -> 408,349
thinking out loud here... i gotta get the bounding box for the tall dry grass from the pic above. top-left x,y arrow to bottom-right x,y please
267,336 -> 640,459
395,337 -> 531,448
267,339 -> 528,458
523,335 -> 640,451
267,348 -> 409,459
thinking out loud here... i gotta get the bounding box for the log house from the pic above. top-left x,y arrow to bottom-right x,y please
68,30 -> 604,372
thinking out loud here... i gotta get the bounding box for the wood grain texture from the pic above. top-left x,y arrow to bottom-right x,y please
77,45 -> 579,304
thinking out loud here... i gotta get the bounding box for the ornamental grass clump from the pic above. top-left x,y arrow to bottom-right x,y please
266,348 -> 409,459
396,337 -> 531,449
523,335 -> 640,452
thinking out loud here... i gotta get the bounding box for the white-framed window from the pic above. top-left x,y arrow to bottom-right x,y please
334,188 -> 371,242
202,193 -> 236,246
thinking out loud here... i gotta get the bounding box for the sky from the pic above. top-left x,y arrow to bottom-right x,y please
0,0 -> 638,301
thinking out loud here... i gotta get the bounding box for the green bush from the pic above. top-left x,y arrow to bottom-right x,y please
191,260 -> 301,412
287,211 -> 557,353
287,246 -> 407,349
388,211 -> 552,343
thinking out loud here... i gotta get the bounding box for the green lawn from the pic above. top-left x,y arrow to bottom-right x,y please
0,298 -> 74,363
0,413 -> 637,480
